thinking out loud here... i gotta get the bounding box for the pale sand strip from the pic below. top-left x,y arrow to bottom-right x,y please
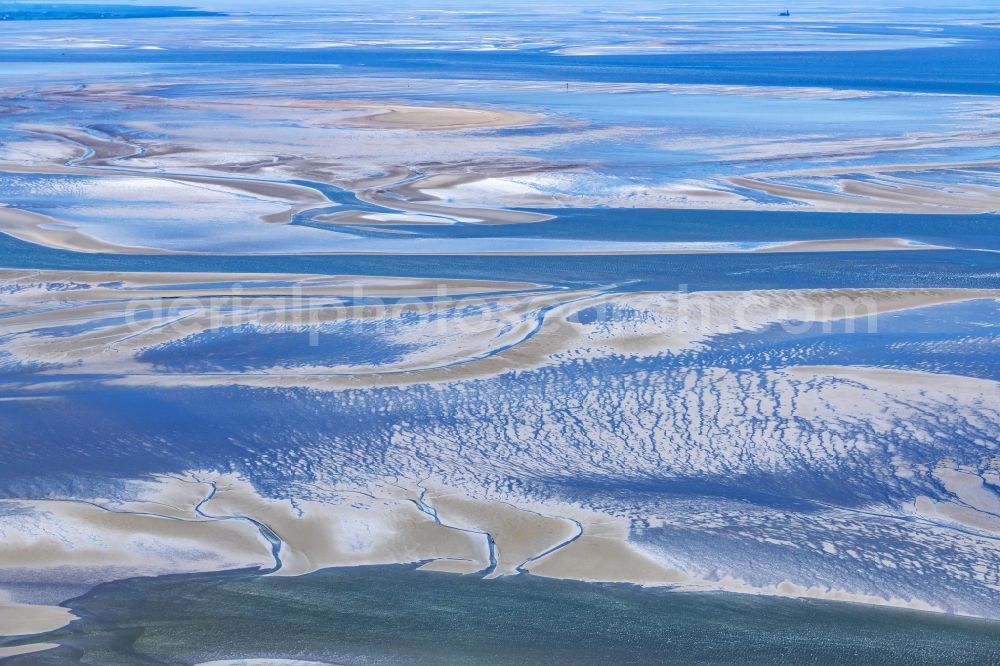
684,577 -> 940,614
741,158 -> 1000,181
0,592 -> 74,637
417,558 -> 486,575
316,237 -> 945,255
840,179 -> 1000,213
729,174 -> 1000,214
758,237 -> 947,253
80,93 -> 541,131
730,176 -> 909,212
0,207 -> 175,254
330,103 -> 540,131
142,96 -> 542,131
0,268 -> 545,297
555,38 -> 961,56
0,643 -> 61,659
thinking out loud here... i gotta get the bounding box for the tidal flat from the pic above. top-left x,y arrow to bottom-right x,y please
1,1 -> 1000,663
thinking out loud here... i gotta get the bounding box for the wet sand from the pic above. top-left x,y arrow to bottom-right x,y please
2,465 -> 967,643
0,471 -> 688,642
0,593 -> 74,638
0,202 -> 952,256
729,171 -> 1000,214
8,82 -> 999,219
0,268 -> 545,297
759,238 -> 946,253
358,172 -> 555,225
694,577 -> 940,614
329,103 -> 540,131
0,207 -> 173,254
97,288 -> 1000,391
0,474 -> 698,639
0,643 -> 60,659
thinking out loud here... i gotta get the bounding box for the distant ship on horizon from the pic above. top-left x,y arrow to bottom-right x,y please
779,9 -> 791,16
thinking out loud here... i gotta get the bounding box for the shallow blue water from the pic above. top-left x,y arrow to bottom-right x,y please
0,3 -> 220,21
3,565 -> 998,665
138,324 -> 421,372
4,40 -> 999,94
1,209 -> 999,291
322,208 -> 1000,250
